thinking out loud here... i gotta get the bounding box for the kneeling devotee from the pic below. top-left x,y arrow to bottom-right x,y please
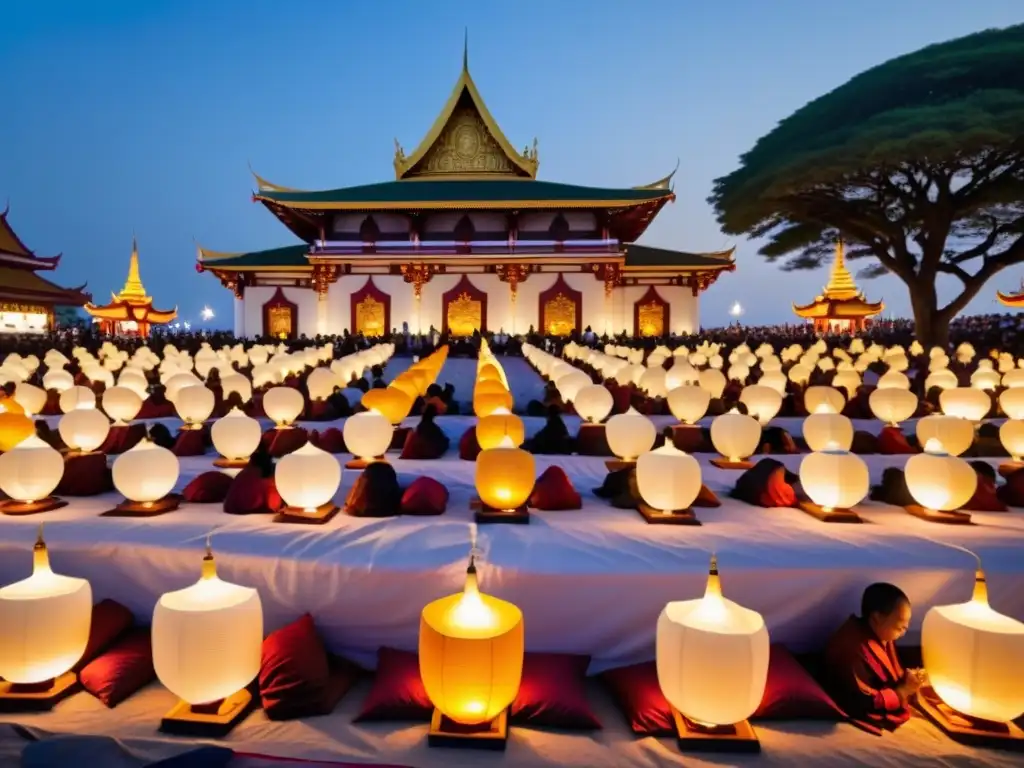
824,583 -> 925,733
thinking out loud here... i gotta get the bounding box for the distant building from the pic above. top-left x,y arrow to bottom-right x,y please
84,237 -> 177,337
793,241 -> 883,332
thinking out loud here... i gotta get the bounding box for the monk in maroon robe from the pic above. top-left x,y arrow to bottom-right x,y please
824,583 -> 924,734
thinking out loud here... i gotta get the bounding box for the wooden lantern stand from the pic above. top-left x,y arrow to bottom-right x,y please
212,456 -> 250,469
344,456 -> 386,470
915,686 -> 1024,751
159,688 -> 254,738
709,457 -> 754,470
796,500 -> 863,524
670,706 -> 760,753
0,497 -> 68,516
636,502 -> 701,526
0,672 -> 79,712
903,505 -> 972,525
102,494 -> 182,518
428,706 -> 509,750
604,459 -> 636,473
473,503 -> 530,525
274,502 -> 340,525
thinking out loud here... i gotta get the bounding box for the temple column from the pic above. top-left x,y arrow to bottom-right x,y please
233,297 -> 244,337
311,263 -> 339,336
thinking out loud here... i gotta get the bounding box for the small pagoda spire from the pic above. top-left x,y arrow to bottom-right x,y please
462,28 -> 469,72
118,235 -> 150,302
823,239 -> 860,300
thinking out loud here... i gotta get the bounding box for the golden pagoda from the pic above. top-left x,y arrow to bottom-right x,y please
997,279 -> 1024,308
84,237 -> 177,337
793,240 -> 883,332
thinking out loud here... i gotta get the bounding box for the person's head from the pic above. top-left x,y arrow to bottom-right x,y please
861,583 -> 911,643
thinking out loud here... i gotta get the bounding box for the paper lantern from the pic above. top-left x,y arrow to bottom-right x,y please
656,556 -> 769,735
738,385 -> 782,425
573,385 -> 613,424
637,444 -> 702,513
152,541 -> 262,732
263,386 -> 304,427
905,440 -> 977,514
940,388 -> 991,422
306,367 -> 340,402
868,388 -> 918,426
1000,388 -> 1024,420
276,442 -> 341,512
59,385 -> 95,413
210,407 -> 262,465
175,385 -> 215,429
476,408 -> 525,451
13,383 -> 46,418
0,435 -> 65,510
473,391 -> 514,418
667,385 -> 711,425
343,410 -> 392,463
101,386 -> 143,425
41,369 -> 74,393
799,450 -> 869,511
971,369 -> 1001,391
916,415 -> 975,457
475,436 -> 535,512
0,529 -> 92,701
0,411 -> 35,452
477,363 -> 503,384
1000,419 -> 1024,462
922,568 -> 1024,724
112,440 -> 179,504
475,379 -> 509,399
877,371 -> 910,390
419,556 -> 524,735
606,407 -> 657,462
57,408 -> 110,453
710,411 -> 761,465
804,386 -> 845,415
220,373 -> 252,404
802,412 -> 854,452
362,387 -> 414,426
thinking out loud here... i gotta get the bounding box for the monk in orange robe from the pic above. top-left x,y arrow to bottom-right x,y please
824,583 -> 924,734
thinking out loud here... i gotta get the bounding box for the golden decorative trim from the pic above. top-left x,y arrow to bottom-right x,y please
446,291 -> 482,337
355,294 -> 386,336
633,160 -> 679,191
638,301 -> 665,337
543,293 -> 576,336
0,302 -> 49,315
248,162 -> 304,193
255,194 -> 672,211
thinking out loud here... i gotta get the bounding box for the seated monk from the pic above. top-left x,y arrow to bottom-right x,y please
824,583 -> 923,733
400,404 -> 449,459
423,384 -> 448,416
526,405 -> 574,455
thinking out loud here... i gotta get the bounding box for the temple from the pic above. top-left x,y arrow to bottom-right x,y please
197,44 -> 735,339
84,237 -> 177,337
997,281 -> 1024,308
793,240 -> 883,332
0,204 -> 89,333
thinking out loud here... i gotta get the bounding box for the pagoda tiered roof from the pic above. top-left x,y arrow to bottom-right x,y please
84,237 -> 177,330
0,205 -> 89,306
793,241 -> 883,320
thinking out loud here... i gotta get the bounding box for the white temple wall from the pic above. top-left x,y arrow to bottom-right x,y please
242,285 -> 318,338
613,284 -> 700,336
233,298 -> 244,337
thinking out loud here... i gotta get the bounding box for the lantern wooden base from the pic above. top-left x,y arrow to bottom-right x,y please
797,500 -> 863,524
0,671 -> 79,712
274,503 -> 340,525
915,686 -> 1024,752
709,458 -> 754,470
427,706 -> 508,750
213,457 -> 250,469
637,502 -> 701,525
576,423 -> 612,456
344,457 -> 386,470
159,688 -> 254,738
998,461 -> 1024,478
0,497 -> 68,516
670,706 -> 760,753
102,493 -> 182,518
604,459 -> 636,473
474,503 -> 530,525
903,504 -> 972,525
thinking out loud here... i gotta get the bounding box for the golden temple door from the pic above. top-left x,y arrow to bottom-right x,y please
446,292 -> 482,337
268,305 -> 294,339
543,293 -> 576,336
356,295 -> 386,337
637,301 -> 665,337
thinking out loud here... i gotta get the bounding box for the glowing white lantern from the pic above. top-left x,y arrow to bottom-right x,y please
940,388 -> 991,422
804,386 -> 845,415
343,410 -> 392,463
574,384 -> 613,424
916,415 -> 975,457
999,388 -> 1024,420
0,529 -> 92,691
739,385 -> 782,425
175,385 -> 215,429
306,367 -> 340,402
637,445 -> 702,513
102,386 -> 143,425
698,369 -> 727,399
59,386 -> 95,413
605,407 -> 657,462
220,373 -> 253,404
57,408 -> 110,453
112,440 -> 179,504
905,439 -> 977,515
1000,419 -> 1024,462
276,442 -> 341,512
0,436 -> 65,508
799,450 -> 869,511
42,369 -> 74,394
877,371 -> 910,390
152,541 -> 262,726
868,388 -> 918,426
971,369 -> 1001,391
710,411 -> 761,464
802,412 -> 853,452
922,569 -> 1024,723
13,383 -> 46,418
657,556 -> 769,728
263,386 -> 304,427
668,385 -> 711,425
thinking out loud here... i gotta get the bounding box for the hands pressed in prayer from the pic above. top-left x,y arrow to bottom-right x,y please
898,668 -> 926,701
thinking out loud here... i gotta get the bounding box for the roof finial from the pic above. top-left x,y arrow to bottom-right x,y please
463,28 -> 469,72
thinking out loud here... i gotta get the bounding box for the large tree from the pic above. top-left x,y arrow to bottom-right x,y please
709,25 -> 1024,348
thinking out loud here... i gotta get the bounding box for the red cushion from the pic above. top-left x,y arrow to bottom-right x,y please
963,474 -> 1008,512
355,647 -> 432,722
399,428 -> 447,460
511,652 -> 600,729
56,451 -> 114,496
262,427 -> 308,458
877,426 -> 916,455
529,466 -> 582,510
98,423 -> 146,455
400,477 -> 449,516
223,466 -> 283,515
137,399 -> 175,419
458,427 -> 481,461
311,427 -> 347,454
74,599 -> 134,672
733,461 -> 798,507
762,466 -> 798,507
172,428 -> 207,457
998,467 -> 1024,507
260,614 -> 357,720
79,628 -> 155,708
601,646 -> 842,734
183,471 -> 235,504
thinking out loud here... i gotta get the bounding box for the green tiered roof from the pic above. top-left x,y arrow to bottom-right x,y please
197,244 -> 310,270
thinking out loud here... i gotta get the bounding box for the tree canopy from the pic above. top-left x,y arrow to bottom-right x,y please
709,25 -> 1024,345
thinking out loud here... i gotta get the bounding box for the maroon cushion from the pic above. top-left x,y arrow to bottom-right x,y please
98,423 -> 146,455
458,426 -> 481,461
262,427 -> 308,458
529,466 -> 582,510
74,599 -> 134,672
260,614 -> 358,720
223,466 -> 283,515
183,471 -> 235,504
172,428 -> 207,457
877,426 -> 917,455
850,430 -> 879,455
998,467 -> 1024,507
56,451 -> 114,496
732,460 -> 798,508
310,427 -> 347,454
304,400 -> 338,422
79,628 -> 155,708
355,647 -> 432,722
137,399 -> 175,419
400,477 -> 449,516
963,473 -> 1008,512
600,661 -> 673,735
511,652 -> 600,730
692,484 -> 722,508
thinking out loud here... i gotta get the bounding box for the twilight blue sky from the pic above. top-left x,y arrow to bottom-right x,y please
2,0 -> 1022,330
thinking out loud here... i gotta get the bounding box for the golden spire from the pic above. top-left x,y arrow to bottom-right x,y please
116,235 -> 151,303
463,27 -> 469,72
823,239 -> 860,300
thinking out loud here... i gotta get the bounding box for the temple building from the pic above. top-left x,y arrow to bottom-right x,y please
84,237 -> 177,337
997,282 -> 1024,309
793,240 -> 883,332
0,204 -> 89,333
197,45 -> 735,340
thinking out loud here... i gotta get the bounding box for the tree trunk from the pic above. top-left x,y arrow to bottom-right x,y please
908,281 -> 950,350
